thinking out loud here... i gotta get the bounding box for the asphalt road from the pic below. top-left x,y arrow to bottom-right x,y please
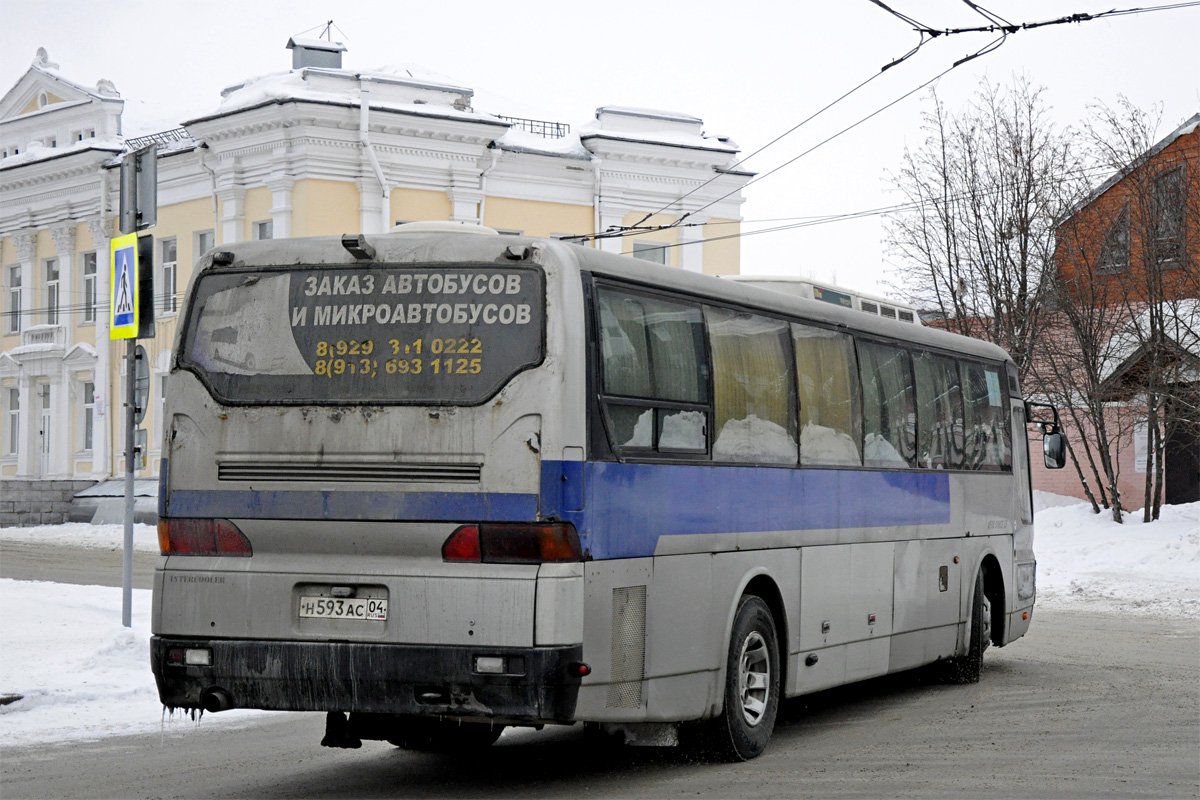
2,543 -> 1197,799
0,540 -> 157,589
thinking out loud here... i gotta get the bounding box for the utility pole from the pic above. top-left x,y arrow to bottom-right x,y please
113,145 -> 156,627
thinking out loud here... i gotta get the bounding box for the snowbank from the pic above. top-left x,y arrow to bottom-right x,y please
0,580 -> 270,745
1032,497 -> 1199,618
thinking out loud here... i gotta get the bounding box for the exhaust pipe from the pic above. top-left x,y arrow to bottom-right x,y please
200,687 -> 233,713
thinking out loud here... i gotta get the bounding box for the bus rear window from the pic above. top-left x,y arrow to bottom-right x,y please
179,265 -> 545,405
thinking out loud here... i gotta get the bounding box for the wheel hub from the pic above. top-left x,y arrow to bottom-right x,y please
737,631 -> 771,727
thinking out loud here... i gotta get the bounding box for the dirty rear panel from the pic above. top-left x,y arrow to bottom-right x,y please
152,234 -> 588,721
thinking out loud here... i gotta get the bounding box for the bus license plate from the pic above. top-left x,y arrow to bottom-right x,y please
299,596 -> 388,621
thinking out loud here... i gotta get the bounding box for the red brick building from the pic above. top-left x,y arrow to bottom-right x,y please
1032,113 -> 1199,508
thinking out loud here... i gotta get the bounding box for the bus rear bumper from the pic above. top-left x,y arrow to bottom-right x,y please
151,636 -> 583,723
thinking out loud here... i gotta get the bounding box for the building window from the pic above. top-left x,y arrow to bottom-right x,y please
45,259 -> 60,324
1153,167 -> 1185,265
161,238 -> 178,314
5,266 -> 19,333
81,252 -> 97,323
1097,208 -> 1130,273
7,387 -> 18,455
82,381 -> 95,452
196,229 -> 215,258
254,220 -> 273,241
632,241 -> 668,264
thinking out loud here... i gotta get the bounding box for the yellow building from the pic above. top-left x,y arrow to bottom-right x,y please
0,41 -> 748,521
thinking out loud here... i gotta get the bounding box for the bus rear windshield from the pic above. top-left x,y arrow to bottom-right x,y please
179,265 -> 545,405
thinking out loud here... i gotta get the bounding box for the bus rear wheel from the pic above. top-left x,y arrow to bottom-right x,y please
697,595 -> 780,761
387,717 -> 504,751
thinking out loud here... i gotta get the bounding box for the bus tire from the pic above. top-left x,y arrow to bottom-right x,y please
387,717 -> 504,750
700,595 -> 781,761
943,566 -> 990,684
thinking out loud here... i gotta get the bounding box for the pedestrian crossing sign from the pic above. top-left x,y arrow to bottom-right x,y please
110,232 -> 139,339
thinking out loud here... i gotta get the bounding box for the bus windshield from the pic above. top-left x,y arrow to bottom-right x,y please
179,264 -> 545,405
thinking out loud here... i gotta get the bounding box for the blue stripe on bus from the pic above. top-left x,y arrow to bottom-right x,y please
162,461 -> 948,559
541,460 -> 952,560
165,488 -> 538,522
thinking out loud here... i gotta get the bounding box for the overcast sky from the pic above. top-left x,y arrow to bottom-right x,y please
4,1 -> 1198,292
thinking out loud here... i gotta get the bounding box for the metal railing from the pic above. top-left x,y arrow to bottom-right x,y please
124,128 -> 192,151
496,116 -> 570,139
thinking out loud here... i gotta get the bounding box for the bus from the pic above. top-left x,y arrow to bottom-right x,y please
152,224 -> 1066,760
725,275 -> 923,325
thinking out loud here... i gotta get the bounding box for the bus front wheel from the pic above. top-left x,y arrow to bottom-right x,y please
943,566 -> 990,684
698,595 -> 781,761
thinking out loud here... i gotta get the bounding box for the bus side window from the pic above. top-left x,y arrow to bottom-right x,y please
706,308 -> 797,465
792,323 -> 861,466
596,288 -> 708,454
913,351 -> 965,469
858,341 -> 918,468
960,361 -> 1012,471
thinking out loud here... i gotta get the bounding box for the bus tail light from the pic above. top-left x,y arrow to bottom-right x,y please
442,523 -> 582,564
158,519 -> 253,556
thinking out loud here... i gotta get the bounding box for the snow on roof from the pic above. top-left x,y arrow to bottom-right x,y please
1099,299 -> 1200,384
0,136 -> 123,169
0,49 -> 122,108
286,36 -> 347,53
202,64 -> 501,126
574,104 -> 737,153
593,106 -> 703,125
493,127 -> 593,160
577,123 -> 739,153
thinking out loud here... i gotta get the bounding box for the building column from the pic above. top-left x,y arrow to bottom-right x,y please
268,175 -> 294,239
678,213 -> 709,274
218,184 -> 246,244
358,178 -> 386,234
47,371 -> 69,478
50,223 -> 76,341
595,206 -> 625,256
15,372 -> 34,478
12,230 -> 36,334
87,217 -> 112,481
447,165 -> 483,223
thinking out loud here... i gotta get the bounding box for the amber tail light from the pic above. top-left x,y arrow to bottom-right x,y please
442,522 -> 582,564
158,519 -> 253,556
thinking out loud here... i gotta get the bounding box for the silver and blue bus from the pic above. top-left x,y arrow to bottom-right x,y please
152,224 -> 1065,760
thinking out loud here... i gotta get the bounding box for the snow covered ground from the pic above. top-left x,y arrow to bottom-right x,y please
1,494 -> 1196,747
1031,493 -> 1199,618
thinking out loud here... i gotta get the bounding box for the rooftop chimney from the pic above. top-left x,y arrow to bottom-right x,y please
286,36 -> 346,70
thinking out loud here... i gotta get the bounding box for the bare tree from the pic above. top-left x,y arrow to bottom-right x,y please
1042,101 -> 1199,522
1081,100 -> 1200,520
885,76 -> 1079,385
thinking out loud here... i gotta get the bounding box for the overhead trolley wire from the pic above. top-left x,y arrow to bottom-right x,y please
574,0 -> 1198,249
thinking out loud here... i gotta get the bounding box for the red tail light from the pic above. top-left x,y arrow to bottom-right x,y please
158,519 -> 253,556
442,523 -> 582,564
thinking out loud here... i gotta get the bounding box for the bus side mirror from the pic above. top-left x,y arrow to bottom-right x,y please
1043,432 -> 1066,470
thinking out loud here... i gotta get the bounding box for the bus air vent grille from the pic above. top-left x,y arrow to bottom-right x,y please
607,585 -> 647,708
217,462 -> 482,483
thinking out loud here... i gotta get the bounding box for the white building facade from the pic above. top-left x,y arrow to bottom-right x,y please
0,42 -> 750,521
